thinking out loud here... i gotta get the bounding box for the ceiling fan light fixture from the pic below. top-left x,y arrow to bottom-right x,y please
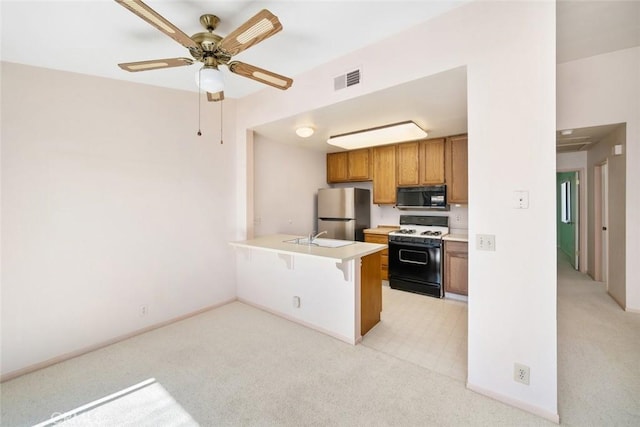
327,121 -> 427,150
296,126 -> 315,138
196,65 -> 224,93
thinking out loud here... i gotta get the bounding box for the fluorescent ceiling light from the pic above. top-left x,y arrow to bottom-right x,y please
327,121 -> 427,149
296,126 -> 315,138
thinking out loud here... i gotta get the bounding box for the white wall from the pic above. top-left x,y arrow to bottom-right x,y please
253,136 -> 326,236
235,1 -> 558,420
557,151 -> 587,170
557,47 -> 640,311
0,62 -> 237,377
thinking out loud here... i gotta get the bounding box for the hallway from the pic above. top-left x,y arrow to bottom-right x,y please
557,252 -> 640,425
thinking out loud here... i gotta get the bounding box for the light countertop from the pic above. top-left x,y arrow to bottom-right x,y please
363,226 -> 399,235
229,234 -> 386,262
443,233 -> 469,243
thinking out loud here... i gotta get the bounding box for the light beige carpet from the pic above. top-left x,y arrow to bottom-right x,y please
3,253 -> 638,426
31,378 -> 197,427
2,301 -> 552,426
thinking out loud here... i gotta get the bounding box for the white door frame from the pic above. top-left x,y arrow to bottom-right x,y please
594,161 -> 609,286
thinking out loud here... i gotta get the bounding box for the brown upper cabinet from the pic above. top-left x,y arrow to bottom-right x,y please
445,134 -> 468,204
325,134 -> 466,205
397,138 -> 445,187
372,145 -> 397,204
420,138 -> 446,185
326,148 -> 371,183
396,142 -> 420,186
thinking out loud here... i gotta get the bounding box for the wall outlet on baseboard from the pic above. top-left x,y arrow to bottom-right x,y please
514,363 -> 530,385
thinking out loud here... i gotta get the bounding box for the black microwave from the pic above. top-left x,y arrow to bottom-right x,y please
396,185 -> 448,210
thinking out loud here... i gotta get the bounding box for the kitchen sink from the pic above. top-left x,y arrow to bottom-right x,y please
284,237 -> 355,248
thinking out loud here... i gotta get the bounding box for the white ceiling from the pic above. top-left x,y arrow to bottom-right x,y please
2,1 -> 639,152
556,123 -> 625,153
0,0 -> 468,98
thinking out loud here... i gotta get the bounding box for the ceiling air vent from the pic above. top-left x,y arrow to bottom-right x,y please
334,68 -> 361,91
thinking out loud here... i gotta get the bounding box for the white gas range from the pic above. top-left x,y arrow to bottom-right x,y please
387,215 -> 449,298
388,215 -> 450,244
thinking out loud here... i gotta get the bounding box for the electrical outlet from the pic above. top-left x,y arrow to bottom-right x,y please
514,363 -> 530,385
140,305 -> 148,317
514,191 -> 529,209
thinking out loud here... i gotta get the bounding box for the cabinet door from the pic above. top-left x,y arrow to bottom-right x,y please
445,135 -> 468,204
361,251 -> 382,335
396,142 -> 420,186
364,233 -> 390,280
347,148 -> 371,180
444,241 -> 468,296
372,145 -> 397,204
420,138 -> 445,185
327,152 -> 348,183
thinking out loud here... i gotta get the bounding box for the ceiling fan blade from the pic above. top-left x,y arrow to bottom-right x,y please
228,61 -> 293,90
217,9 -> 283,56
115,0 -> 200,51
207,91 -> 225,102
118,57 -> 194,72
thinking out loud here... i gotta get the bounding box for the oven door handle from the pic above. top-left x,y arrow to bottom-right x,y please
398,249 -> 429,265
390,241 -> 440,250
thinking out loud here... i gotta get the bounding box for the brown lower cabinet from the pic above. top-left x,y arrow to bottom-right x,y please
364,232 -> 391,280
444,240 -> 468,296
360,251 -> 382,335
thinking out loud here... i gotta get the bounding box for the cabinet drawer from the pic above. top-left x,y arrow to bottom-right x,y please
364,234 -> 389,245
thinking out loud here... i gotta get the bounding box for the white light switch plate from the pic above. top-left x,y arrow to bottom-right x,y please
476,234 -> 496,251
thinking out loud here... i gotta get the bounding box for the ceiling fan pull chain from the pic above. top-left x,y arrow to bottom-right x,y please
220,100 -> 223,144
197,68 -> 202,136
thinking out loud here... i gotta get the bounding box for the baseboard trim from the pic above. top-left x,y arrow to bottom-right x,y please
466,381 -> 560,424
626,306 -> 640,314
1,298 -> 237,383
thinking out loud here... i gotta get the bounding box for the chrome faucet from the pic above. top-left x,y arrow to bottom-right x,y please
308,230 -> 328,243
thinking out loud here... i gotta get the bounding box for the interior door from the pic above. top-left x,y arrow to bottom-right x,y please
557,171 -> 578,270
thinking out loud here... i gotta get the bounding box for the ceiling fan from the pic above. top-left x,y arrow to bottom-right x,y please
114,0 -> 294,101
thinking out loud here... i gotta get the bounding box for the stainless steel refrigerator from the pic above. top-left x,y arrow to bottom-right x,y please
317,188 -> 370,241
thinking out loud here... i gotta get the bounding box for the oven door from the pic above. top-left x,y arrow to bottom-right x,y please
388,240 -> 442,286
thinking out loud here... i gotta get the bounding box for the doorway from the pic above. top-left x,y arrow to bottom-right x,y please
556,171 -> 581,270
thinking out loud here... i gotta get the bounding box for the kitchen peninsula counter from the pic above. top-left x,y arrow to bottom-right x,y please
229,234 -> 386,262
229,234 -> 386,344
